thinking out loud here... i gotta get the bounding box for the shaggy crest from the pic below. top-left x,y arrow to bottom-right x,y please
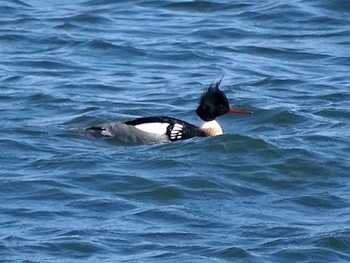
196,78 -> 230,121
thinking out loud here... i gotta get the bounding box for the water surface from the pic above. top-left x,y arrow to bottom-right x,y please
1,0 -> 350,262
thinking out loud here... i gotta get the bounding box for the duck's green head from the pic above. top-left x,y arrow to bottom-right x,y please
196,79 -> 252,121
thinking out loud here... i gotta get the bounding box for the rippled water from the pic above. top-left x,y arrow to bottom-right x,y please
1,0 -> 350,262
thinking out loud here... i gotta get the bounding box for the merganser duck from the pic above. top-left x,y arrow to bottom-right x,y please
86,79 -> 252,144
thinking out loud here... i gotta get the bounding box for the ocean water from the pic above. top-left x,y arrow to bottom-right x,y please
1,0 -> 350,262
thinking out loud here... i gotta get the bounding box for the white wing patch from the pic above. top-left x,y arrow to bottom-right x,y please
170,123 -> 183,140
101,128 -> 112,137
134,122 -> 170,135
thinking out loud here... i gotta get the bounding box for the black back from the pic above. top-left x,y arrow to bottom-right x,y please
125,116 -> 206,141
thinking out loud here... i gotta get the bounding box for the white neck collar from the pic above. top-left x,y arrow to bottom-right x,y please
200,120 -> 223,136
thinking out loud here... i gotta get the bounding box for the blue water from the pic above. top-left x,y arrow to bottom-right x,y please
1,0 -> 350,262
